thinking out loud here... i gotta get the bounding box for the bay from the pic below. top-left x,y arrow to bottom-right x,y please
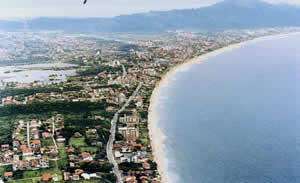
156,34 -> 300,183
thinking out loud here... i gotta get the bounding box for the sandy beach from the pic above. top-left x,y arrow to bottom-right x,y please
147,31 -> 300,183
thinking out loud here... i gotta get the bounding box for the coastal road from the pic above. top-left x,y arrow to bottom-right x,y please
27,121 -> 30,147
106,82 -> 143,183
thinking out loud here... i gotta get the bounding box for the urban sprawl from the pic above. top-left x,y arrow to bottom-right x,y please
0,27 -> 299,183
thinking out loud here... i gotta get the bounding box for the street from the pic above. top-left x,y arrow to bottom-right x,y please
106,82 -> 143,183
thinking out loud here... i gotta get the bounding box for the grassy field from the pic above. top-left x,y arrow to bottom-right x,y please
41,138 -> 54,147
58,142 -> 65,148
80,147 -> 98,154
70,137 -> 87,147
138,123 -> 150,146
8,177 -> 42,183
0,165 -> 12,176
57,149 -> 68,169
23,168 -> 57,178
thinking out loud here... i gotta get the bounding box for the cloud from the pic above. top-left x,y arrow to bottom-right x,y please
262,0 -> 300,5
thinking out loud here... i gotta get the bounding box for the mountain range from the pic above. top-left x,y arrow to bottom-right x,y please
1,0 -> 300,33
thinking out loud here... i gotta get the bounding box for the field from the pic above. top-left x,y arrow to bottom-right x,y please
80,147 -> 98,153
70,137 -> 87,147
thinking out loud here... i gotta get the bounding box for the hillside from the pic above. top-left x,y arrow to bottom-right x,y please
1,0 -> 300,32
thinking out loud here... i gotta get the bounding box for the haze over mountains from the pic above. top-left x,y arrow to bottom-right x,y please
1,0 -> 300,32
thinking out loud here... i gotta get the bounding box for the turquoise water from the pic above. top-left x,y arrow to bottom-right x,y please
156,34 -> 300,183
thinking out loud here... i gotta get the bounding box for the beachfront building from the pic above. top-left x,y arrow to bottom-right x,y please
119,114 -> 140,124
118,127 -> 139,140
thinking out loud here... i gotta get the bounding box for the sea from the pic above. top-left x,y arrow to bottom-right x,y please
155,34 -> 300,183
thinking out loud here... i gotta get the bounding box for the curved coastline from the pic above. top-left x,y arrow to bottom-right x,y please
147,31 -> 300,183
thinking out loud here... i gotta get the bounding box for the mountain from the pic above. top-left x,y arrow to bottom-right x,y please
1,0 -> 300,32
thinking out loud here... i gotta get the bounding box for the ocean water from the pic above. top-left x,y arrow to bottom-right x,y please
155,34 -> 300,183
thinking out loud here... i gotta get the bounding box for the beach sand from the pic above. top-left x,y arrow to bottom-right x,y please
147,31 -> 300,183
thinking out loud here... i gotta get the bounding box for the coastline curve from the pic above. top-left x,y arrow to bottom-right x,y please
147,31 -> 300,183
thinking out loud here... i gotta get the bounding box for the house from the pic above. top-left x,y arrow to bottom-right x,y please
119,127 -> 139,139
4,172 -> 13,180
3,156 -> 12,163
136,96 -> 143,107
140,176 -> 149,181
42,132 -> 52,139
56,137 -> 66,143
143,162 -> 151,169
80,152 -> 93,162
13,155 -> 19,162
72,174 -> 80,181
19,120 -> 24,126
30,120 -> 41,128
16,135 -> 25,141
66,148 -> 75,154
119,115 -> 140,123
4,150 -> 14,156
156,58 -> 170,66
117,93 -> 126,103
126,178 -> 138,183
52,174 -> 59,181
1,144 -> 9,151
106,106 -> 116,112
73,132 -> 82,138
86,129 -> 97,137
13,141 -> 20,151
75,169 -> 84,175
63,172 -> 71,181
39,157 -> 49,168
32,130 -> 39,139
31,140 -> 41,149
90,173 -> 101,178
81,173 -> 90,180
42,173 -> 53,182
23,148 -> 34,156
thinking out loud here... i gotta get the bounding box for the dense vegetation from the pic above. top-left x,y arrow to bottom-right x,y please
0,86 -> 83,98
77,65 -> 122,76
0,101 -> 111,116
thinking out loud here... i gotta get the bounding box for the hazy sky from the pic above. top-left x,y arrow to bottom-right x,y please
0,0 -> 299,18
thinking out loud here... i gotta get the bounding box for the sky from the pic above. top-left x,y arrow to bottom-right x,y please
0,0 -> 299,18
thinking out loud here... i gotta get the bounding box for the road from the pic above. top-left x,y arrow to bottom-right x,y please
106,82 -> 143,183
27,121 -> 30,147
122,65 -> 127,79
52,120 -> 58,150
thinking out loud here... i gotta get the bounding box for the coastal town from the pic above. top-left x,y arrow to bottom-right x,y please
0,27 -> 299,183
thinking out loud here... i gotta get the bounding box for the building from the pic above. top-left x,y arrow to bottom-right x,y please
119,115 -> 140,123
118,127 -> 139,139
4,172 -> 13,180
42,173 -> 53,182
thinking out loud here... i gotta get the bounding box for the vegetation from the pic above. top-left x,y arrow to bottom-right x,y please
0,86 -> 83,98
77,65 -> 122,76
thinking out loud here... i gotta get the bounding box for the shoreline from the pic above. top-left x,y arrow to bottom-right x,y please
147,31 -> 300,183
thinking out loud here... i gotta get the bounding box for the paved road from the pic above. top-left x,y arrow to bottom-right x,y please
27,121 -> 30,147
122,65 -> 127,79
106,82 -> 143,183
52,120 -> 58,150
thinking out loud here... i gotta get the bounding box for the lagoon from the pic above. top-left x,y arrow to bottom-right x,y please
0,63 -> 76,84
